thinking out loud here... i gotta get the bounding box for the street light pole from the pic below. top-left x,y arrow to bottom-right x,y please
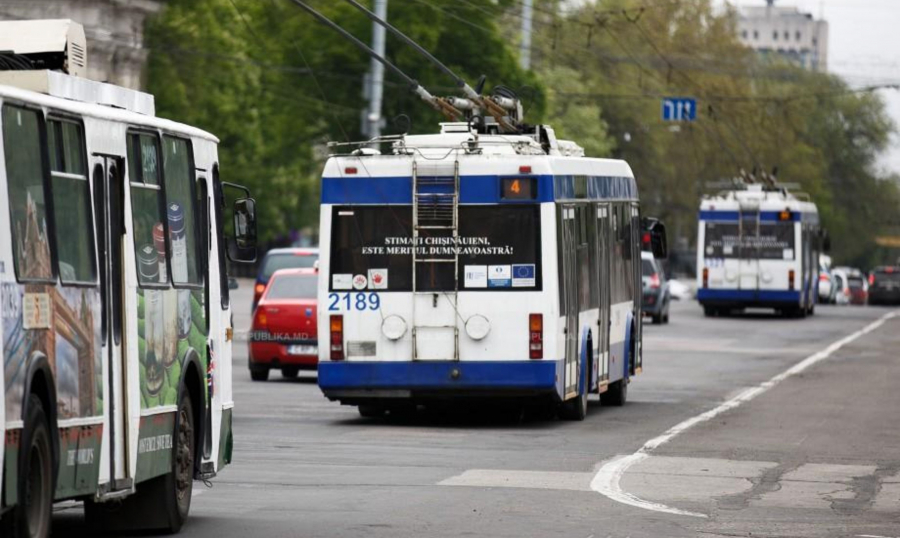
365,0 -> 387,139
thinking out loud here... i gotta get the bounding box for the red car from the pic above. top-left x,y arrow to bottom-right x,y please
249,268 -> 318,381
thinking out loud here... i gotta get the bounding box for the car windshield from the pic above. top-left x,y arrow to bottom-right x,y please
261,253 -> 317,279
641,259 -> 656,276
265,274 -> 317,299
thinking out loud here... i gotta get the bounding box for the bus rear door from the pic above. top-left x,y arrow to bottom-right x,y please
91,154 -> 132,494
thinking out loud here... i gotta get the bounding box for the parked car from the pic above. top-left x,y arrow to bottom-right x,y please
641,251 -> 670,324
253,247 -> 319,311
832,269 -> 850,305
249,268 -> 319,381
868,266 -> 900,305
817,266 -> 836,304
846,272 -> 869,305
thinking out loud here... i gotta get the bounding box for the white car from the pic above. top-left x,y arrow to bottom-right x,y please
832,269 -> 850,305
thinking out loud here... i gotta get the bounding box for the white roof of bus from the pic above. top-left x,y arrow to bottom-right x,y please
0,82 -> 218,143
324,133 -> 634,179
700,185 -> 817,214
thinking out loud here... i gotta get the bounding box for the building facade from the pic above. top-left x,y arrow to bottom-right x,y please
736,1 -> 829,72
0,0 -> 164,90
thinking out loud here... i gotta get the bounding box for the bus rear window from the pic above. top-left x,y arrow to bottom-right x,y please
329,205 -> 542,292
704,222 -> 795,260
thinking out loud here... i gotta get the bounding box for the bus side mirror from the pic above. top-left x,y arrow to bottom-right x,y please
228,197 -> 258,263
641,217 -> 668,259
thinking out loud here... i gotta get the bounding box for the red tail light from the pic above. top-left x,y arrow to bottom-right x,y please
529,314 -> 543,359
330,315 -> 344,361
254,283 -> 266,304
869,274 -> 875,286
702,268 -> 709,288
253,306 -> 268,331
649,273 -> 661,289
789,270 -> 795,290
819,274 -> 829,282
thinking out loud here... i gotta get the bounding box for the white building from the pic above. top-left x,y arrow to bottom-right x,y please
736,1 -> 829,72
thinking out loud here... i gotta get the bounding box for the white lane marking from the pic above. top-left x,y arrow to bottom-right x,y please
440,469 -> 592,491
591,310 -> 900,519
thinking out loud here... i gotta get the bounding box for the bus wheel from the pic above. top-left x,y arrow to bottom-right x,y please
7,395 -> 53,538
85,392 -> 195,533
559,390 -> 588,421
358,404 -> 386,418
600,379 -> 628,407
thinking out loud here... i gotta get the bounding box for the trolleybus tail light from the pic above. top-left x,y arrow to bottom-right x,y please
789,270 -> 795,290
330,315 -> 345,361
529,314 -> 543,359
702,268 -> 709,288
519,165 -> 532,174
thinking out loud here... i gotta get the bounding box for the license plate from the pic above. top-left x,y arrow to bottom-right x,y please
287,345 -> 317,355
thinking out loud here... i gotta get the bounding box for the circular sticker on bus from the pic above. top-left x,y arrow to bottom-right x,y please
352,274 -> 368,290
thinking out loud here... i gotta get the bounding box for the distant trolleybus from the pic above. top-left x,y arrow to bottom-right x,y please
0,20 -> 256,537
697,182 -> 826,317
317,122 -> 666,420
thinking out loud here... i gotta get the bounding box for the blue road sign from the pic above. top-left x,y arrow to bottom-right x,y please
662,97 -> 697,122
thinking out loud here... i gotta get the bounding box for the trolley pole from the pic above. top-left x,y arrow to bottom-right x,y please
519,0 -> 533,69
365,0 -> 387,139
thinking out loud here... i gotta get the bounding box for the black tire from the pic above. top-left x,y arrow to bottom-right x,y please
651,313 -> 662,324
249,363 -> 269,381
281,367 -> 300,379
703,306 -> 716,317
358,405 -> 386,418
86,391 -> 195,534
600,379 -> 628,406
5,395 -> 54,538
559,390 -> 588,421
663,306 -> 670,324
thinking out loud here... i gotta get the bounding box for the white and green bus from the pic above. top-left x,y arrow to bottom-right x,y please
0,20 -> 256,537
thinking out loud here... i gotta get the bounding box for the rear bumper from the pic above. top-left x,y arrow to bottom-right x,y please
868,290 -> 900,305
249,341 -> 319,369
318,359 -> 565,401
698,288 -> 802,309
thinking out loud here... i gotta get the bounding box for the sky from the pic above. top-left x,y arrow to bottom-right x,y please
721,0 -> 900,176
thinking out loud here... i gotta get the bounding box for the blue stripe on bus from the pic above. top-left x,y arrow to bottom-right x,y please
698,211 -> 804,222
697,289 -> 802,303
321,175 -> 638,204
318,359 -> 564,397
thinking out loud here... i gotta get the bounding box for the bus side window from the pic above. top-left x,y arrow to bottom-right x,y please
212,166 -> 229,309
197,176 -> 210,332
162,136 -> 202,287
2,105 -> 54,282
48,117 -> 96,285
127,132 -> 169,287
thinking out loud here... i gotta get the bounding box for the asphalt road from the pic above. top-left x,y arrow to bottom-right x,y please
54,281 -> 900,538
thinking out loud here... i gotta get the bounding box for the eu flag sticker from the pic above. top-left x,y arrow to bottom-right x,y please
512,264 -> 535,287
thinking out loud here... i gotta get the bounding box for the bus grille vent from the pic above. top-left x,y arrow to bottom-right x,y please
347,341 -> 377,357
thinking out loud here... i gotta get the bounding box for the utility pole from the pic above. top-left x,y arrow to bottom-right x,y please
519,0 -> 532,70
364,0 -> 387,139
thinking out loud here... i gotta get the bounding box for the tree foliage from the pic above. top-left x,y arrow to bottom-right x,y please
144,0 -> 898,268
531,0 -> 898,267
145,0 -> 541,246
